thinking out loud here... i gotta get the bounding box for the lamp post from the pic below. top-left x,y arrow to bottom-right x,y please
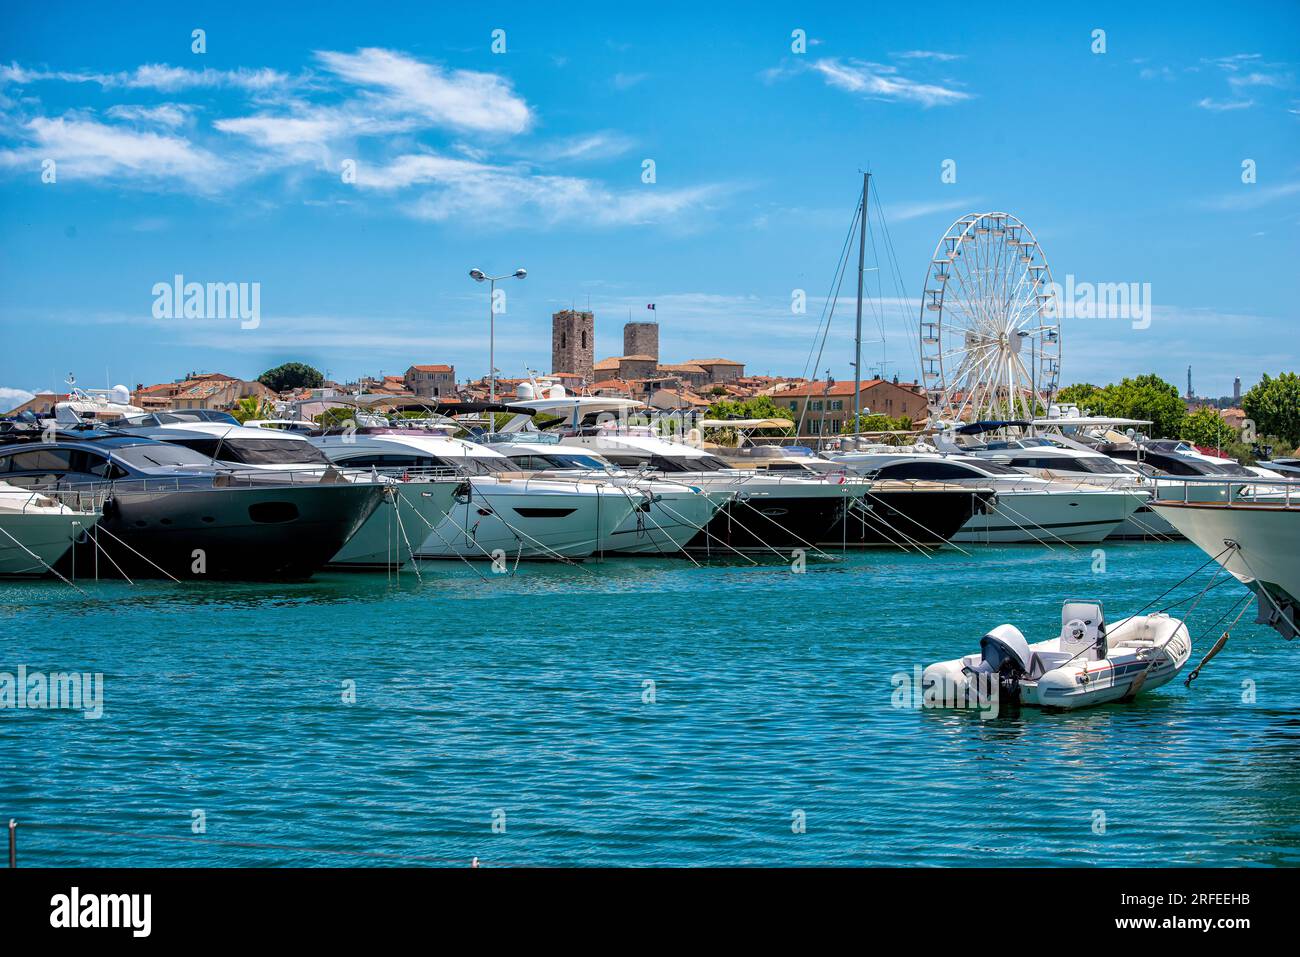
469,267 -> 527,404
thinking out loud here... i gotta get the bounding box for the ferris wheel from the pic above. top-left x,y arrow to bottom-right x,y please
919,212 -> 1061,424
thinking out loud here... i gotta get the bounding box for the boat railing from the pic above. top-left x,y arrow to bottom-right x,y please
1154,474 -> 1300,508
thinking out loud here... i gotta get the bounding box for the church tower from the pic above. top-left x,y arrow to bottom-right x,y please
552,309 -> 595,383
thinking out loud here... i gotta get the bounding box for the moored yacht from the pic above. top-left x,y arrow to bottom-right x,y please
477,432 -> 733,556
121,413 -> 459,570
1152,480 -> 1300,641
826,447 -> 1141,544
496,392 -> 860,554
308,419 -> 638,560
0,431 -> 385,580
718,444 -> 994,546
0,481 -> 101,577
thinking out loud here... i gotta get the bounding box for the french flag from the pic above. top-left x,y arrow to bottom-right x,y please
646,303 -> 656,311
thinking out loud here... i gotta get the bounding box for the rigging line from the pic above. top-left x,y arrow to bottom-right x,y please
848,497 -> 934,556
871,182 -> 922,382
654,494 -> 759,565
864,486 -> 973,556
737,494 -> 839,560
800,198 -> 861,384
797,204 -> 859,439
0,526 -> 91,597
88,522 -> 181,583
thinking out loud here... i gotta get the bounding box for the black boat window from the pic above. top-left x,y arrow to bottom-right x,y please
112,443 -> 215,468
2,448 -> 75,472
169,437 -> 331,466
876,461 -> 976,480
332,453 -> 440,469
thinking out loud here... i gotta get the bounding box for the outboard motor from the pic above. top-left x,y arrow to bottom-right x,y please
979,624 -> 1033,703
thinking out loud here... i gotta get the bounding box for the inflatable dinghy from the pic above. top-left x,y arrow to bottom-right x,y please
923,602 -> 1192,711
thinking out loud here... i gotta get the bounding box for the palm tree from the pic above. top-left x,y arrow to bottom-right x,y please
232,395 -> 273,424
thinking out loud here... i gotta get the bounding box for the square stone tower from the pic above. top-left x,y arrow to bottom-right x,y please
623,321 -> 659,362
552,309 -> 595,383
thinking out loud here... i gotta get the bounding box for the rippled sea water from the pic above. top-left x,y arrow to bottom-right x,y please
3,540 -> 1298,867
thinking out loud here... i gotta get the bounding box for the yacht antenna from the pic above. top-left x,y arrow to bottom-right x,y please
853,172 -> 870,451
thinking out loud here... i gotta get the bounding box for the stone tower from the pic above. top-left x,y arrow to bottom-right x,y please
623,321 -> 659,361
552,309 -> 595,383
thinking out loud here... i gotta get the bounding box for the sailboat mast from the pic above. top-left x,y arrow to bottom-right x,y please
853,172 -> 870,450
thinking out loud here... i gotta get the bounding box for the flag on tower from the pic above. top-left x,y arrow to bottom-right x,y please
646,303 -> 656,311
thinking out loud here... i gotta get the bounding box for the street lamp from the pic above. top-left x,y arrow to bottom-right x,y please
469,267 -> 527,404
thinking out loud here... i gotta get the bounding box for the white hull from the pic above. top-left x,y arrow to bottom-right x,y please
329,479 -> 458,569
605,488 -> 731,555
954,489 -> 1138,544
1151,499 -> 1300,638
416,478 -> 638,560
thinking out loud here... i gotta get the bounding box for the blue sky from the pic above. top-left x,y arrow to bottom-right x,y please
1,0 -> 1297,408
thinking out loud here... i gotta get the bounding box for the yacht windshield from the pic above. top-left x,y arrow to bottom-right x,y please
169,437 -> 332,466
112,443 -> 216,469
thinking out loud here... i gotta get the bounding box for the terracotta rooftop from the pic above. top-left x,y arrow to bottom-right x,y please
780,379 -> 894,398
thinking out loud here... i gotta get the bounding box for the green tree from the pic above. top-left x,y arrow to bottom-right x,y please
1242,372 -> 1300,446
1179,407 -> 1235,449
231,395 -> 273,424
258,362 -> 324,394
841,413 -> 913,434
704,395 -> 793,445
1055,374 -> 1185,437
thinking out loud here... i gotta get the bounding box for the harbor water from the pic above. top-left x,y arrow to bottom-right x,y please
3,540 -> 1298,866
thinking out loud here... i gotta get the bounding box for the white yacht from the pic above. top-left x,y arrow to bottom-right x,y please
477,432 -> 732,556
122,414 -> 458,570
55,383 -> 145,425
0,481 -> 100,577
308,424 -> 638,561
826,447 -> 1141,544
497,391 -> 863,554
1152,481 -> 1300,641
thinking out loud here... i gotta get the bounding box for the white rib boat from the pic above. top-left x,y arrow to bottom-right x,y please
924,602 -> 1192,711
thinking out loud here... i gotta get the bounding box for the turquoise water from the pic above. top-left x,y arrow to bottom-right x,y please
3,541 -> 1298,867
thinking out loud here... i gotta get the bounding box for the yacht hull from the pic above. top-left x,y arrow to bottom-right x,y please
57,482 -> 385,580
954,489 -> 1138,544
1151,500 -> 1300,639
687,489 -> 851,554
416,479 -> 638,560
827,486 -> 994,546
327,479 -> 458,570
606,488 -> 731,555
0,512 -> 100,577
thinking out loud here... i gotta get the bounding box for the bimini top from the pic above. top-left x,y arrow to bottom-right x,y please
956,420 -> 1032,435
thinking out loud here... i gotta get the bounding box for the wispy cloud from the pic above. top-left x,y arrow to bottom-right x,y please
1196,96 -> 1254,111
885,197 -> 984,222
315,47 -> 533,135
0,115 -> 228,189
893,50 -> 963,62
612,72 -> 648,90
354,152 -> 722,227
0,62 -> 291,92
1197,180 -> 1300,211
772,57 -> 972,107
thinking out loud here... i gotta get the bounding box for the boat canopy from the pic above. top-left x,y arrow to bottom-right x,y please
1032,416 -> 1152,427
699,418 -> 793,430
956,420 -> 1032,435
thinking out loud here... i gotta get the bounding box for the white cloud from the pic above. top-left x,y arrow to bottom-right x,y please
0,115 -> 227,189
886,197 -> 985,222
315,47 -> 532,134
105,103 -> 194,128
355,152 -> 720,226
529,131 -> 635,162
0,62 -> 290,92
612,72 -> 648,90
893,50 -> 963,62
809,58 -> 971,107
1197,180 -> 1300,211
0,386 -> 35,410
1196,96 -> 1254,111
